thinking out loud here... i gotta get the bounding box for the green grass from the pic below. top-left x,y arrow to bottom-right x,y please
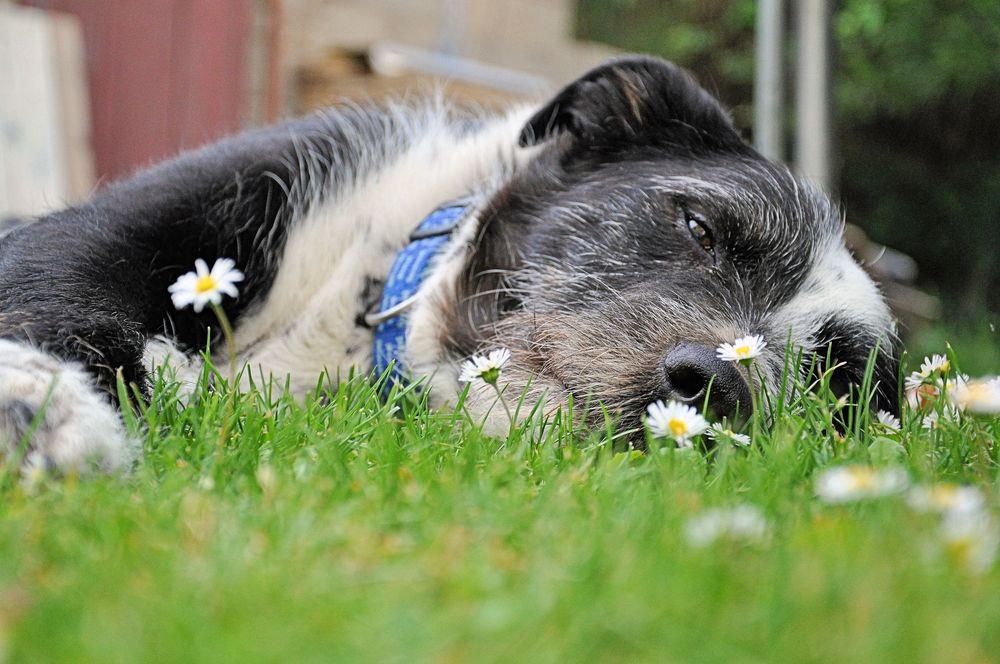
2,352 -> 1000,663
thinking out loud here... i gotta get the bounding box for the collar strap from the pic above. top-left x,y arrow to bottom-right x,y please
370,199 -> 472,394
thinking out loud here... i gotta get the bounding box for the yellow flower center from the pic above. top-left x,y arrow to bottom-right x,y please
668,418 -> 689,437
734,345 -> 751,358
946,538 -> 974,567
849,469 -> 876,490
195,275 -> 218,294
927,486 -> 957,506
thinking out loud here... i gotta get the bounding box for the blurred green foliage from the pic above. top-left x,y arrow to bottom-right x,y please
576,0 -> 1000,315
909,315 -> 1000,377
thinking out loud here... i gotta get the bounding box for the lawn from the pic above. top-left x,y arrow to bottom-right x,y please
2,351 -> 1000,663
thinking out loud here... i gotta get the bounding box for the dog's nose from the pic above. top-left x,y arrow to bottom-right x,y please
661,342 -> 753,420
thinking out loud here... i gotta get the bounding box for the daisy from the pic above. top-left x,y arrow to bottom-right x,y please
907,483 -> 986,516
939,511 -> 1000,574
707,422 -> 751,447
943,374 -> 970,394
716,334 -> 767,365
815,465 -> 910,504
904,371 -> 927,392
458,348 -> 511,385
908,374 -> 968,411
948,377 -> 1000,415
168,258 -> 244,312
645,400 -> 709,448
684,504 -> 770,548
875,410 -> 901,432
921,407 -> 960,430
920,353 -> 951,377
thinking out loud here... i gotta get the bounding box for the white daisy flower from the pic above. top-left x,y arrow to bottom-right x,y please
874,410 -> 901,432
948,377 -> 1000,415
645,400 -> 709,448
920,354 -> 951,376
939,510 -> 1000,574
908,375 -> 969,412
168,258 -> 244,312
943,374 -> 970,394
904,371 -> 927,392
921,407 -> 960,430
707,422 -> 751,447
815,465 -> 910,504
907,484 -> 986,516
458,348 -> 511,385
716,334 -> 767,365
684,504 -> 770,548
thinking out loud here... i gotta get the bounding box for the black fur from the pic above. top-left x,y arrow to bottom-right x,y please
519,56 -> 747,154
0,108 -> 407,395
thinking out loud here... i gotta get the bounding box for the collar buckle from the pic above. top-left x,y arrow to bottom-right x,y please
362,198 -> 474,330
363,293 -> 418,328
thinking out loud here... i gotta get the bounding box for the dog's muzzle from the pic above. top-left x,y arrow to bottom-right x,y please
661,342 -> 753,421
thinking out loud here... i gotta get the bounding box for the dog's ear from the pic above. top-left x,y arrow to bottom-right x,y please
518,56 -> 747,154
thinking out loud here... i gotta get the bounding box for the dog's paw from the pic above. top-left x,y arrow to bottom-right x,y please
0,339 -> 139,475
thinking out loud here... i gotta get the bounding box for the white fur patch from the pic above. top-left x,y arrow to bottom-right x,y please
231,105 -> 538,397
771,240 -> 895,351
0,339 -> 139,474
143,336 -> 203,394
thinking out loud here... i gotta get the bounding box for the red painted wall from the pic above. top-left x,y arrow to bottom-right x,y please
24,0 -> 251,183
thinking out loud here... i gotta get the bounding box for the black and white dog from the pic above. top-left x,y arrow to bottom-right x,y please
0,56 -> 898,473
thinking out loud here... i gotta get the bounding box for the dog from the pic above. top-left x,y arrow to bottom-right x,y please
0,56 -> 899,473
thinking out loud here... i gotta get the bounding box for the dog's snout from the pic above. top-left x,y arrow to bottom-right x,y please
661,343 -> 752,421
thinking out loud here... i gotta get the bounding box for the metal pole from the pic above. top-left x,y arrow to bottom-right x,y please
795,0 -> 832,190
754,0 -> 784,161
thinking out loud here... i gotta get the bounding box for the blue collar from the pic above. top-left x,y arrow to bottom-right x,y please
368,200 -> 472,395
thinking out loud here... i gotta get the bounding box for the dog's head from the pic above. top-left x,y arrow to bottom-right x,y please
439,56 -> 898,438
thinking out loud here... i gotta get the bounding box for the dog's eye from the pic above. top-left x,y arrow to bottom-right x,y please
686,214 -> 714,253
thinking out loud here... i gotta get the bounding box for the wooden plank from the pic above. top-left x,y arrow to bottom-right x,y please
23,0 -> 253,182
103,0 -> 177,178
0,10 -> 11,216
169,0 -> 251,149
51,12 -> 95,203
0,6 -> 66,217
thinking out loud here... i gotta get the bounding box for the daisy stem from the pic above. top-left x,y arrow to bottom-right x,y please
211,303 -> 238,380
491,382 -> 516,435
211,303 -> 238,452
744,363 -> 760,444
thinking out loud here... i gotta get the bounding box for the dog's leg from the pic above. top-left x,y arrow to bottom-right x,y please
0,339 -> 137,474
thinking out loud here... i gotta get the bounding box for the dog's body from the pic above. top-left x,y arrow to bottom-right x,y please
0,57 -> 898,473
